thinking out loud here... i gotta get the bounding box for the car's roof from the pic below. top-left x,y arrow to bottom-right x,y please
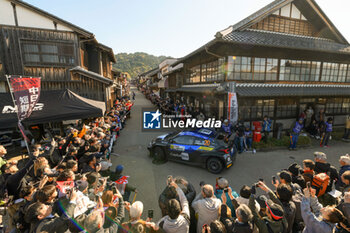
178,128 -> 217,140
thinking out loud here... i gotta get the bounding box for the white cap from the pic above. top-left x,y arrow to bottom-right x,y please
340,154 -> 350,165
314,151 -> 327,161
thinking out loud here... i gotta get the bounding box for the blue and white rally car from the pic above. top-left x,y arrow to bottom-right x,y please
148,128 -> 237,174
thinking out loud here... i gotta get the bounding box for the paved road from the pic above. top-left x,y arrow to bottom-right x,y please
112,86 -> 350,220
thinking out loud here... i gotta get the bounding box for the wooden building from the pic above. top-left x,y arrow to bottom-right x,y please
0,0 -> 117,109
168,0 -> 350,128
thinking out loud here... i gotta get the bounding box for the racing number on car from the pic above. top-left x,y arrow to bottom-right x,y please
204,140 -> 211,146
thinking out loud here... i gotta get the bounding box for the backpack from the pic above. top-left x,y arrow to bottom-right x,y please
312,173 -> 330,197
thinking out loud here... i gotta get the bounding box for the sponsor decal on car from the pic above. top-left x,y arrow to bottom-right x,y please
198,146 -> 214,151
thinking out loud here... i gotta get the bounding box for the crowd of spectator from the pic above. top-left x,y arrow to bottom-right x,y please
1,88 -> 350,233
0,97 -> 134,233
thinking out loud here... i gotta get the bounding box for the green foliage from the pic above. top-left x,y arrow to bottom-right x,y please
113,52 -> 172,78
252,135 -> 311,149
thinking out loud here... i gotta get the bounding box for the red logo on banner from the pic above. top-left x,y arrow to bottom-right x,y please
9,76 -> 41,121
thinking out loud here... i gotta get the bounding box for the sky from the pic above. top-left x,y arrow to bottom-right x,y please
25,0 -> 350,58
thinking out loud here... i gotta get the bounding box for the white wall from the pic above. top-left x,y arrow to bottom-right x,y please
0,0 -> 73,32
0,0 -> 16,26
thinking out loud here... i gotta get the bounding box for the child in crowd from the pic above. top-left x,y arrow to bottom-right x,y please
320,117 -> 333,148
244,126 -> 253,151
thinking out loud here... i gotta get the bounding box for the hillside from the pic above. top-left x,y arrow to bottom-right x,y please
113,52 -> 172,78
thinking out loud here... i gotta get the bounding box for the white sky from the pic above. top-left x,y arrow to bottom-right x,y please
26,0 -> 350,58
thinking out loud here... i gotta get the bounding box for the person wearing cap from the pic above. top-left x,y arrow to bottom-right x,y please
289,118 -> 304,150
314,152 -> 338,206
110,165 -> 137,202
288,163 -> 306,189
274,170 -> 301,194
249,181 -> 288,233
221,119 -> 233,137
336,154 -> 350,190
301,187 -> 346,233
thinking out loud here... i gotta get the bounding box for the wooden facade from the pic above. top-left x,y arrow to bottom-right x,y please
0,0 -> 116,110
163,0 -> 350,128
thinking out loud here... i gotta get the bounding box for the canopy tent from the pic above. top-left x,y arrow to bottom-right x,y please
0,89 -> 106,129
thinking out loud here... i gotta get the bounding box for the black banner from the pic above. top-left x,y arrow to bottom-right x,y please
9,76 -> 41,121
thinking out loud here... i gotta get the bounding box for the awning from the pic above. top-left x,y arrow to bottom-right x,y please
158,78 -> 168,88
165,83 -> 350,97
0,89 -> 106,129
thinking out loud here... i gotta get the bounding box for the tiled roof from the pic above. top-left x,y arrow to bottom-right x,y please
168,83 -> 350,97
236,83 -> 350,97
223,0 -> 291,33
222,29 -> 350,54
70,66 -> 113,85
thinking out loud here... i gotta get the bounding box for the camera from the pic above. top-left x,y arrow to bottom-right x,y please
43,172 -> 59,177
148,209 -> 154,219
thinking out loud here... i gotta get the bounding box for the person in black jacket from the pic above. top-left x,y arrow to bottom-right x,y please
1,150 -> 39,199
25,188 -> 77,233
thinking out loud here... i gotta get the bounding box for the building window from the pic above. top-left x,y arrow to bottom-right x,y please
321,63 -> 339,82
276,99 -> 297,118
326,98 -> 345,115
253,58 -> 266,81
338,64 -> 348,82
310,62 -> 321,81
227,56 -> 253,80
248,99 -> 275,120
22,41 -> 75,66
280,59 -> 320,82
188,65 -> 200,83
342,98 -> 350,114
265,58 -> 278,81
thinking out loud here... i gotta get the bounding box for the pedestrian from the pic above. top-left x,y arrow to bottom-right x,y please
320,117 -> 333,148
262,115 -> 271,143
249,181 -> 288,233
214,178 -> 238,213
342,115 -> 350,141
313,152 -> 339,206
243,126 -> 253,151
301,187 -> 347,233
221,119 -> 233,139
132,91 -> 136,100
289,118 -> 304,150
305,106 -> 314,127
336,154 -> 350,191
192,184 -> 221,233
110,165 -> 137,202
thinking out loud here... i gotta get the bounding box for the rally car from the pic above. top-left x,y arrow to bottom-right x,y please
147,128 -> 237,174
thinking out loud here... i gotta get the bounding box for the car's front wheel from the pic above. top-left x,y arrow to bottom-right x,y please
207,157 -> 223,174
153,146 -> 166,162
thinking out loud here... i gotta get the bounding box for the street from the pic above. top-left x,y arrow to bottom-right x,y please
112,86 -> 350,221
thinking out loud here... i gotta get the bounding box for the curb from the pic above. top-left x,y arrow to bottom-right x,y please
256,144 -> 312,152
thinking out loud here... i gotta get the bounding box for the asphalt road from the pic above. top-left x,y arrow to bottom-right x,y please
111,86 -> 350,221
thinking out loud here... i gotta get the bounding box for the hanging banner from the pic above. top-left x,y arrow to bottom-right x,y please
8,76 -> 41,121
227,92 -> 238,123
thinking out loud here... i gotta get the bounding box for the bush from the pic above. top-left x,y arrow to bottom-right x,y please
252,135 -> 311,149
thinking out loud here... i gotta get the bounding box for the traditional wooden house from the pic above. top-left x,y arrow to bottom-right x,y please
170,0 -> 350,128
0,0 -> 116,109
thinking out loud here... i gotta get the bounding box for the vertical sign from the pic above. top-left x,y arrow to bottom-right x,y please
8,76 -> 41,121
227,92 -> 238,123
